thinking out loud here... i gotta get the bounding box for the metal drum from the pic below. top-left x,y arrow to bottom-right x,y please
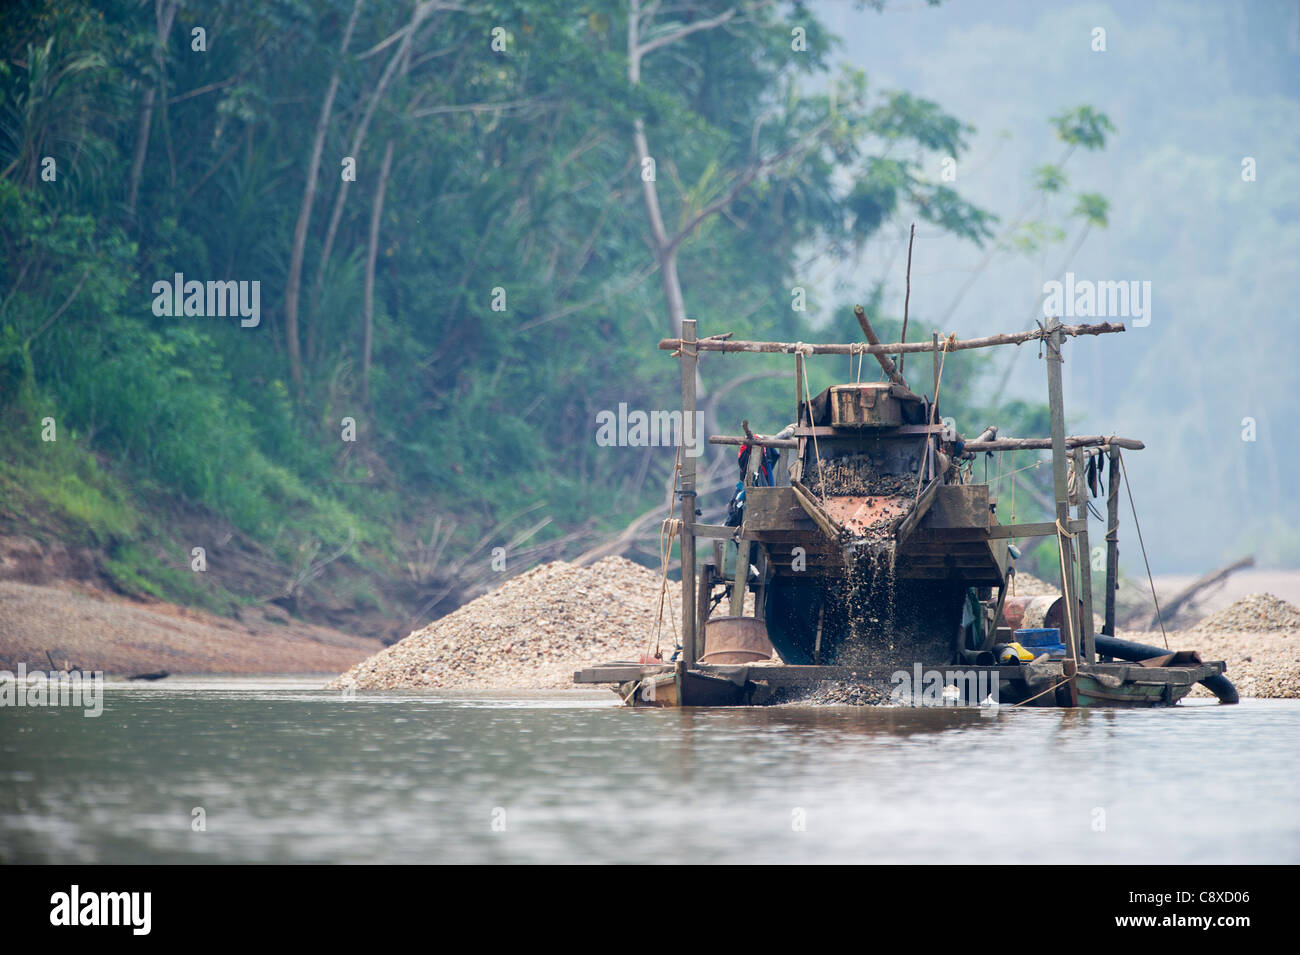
999,595 -> 1066,630
700,616 -> 775,664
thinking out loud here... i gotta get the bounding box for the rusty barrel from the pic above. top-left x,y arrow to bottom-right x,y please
700,616 -> 775,664
998,594 -> 1083,631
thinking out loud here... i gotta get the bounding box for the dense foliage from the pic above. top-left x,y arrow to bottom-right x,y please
0,1 -> 1107,625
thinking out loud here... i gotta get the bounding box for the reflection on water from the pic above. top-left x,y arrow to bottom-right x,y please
1,680 -> 1296,863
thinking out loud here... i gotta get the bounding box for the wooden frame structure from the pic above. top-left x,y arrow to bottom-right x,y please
575,314 -> 1232,708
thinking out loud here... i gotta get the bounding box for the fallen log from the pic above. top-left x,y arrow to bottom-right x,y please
1149,555 -> 1255,631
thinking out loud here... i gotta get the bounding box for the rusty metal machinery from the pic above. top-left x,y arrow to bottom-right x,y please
743,380 -> 1009,665
573,314 -> 1235,709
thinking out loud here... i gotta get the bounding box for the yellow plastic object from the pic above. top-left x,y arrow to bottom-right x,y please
998,642 -> 1036,664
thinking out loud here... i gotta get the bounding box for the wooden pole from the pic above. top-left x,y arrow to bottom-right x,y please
794,351 -> 807,485
1045,317 -> 1081,686
708,434 -> 798,449
928,331 -> 939,482
1103,447 -> 1121,640
853,304 -> 907,387
962,435 -> 1144,453
1073,447 -> 1096,662
658,321 -> 1126,356
730,445 -> 760,615
899,222 -> 915,375
680,319 -> 698,665
794,352 -> 804,428
696,563 -> 713,658
932,331 -> 940,407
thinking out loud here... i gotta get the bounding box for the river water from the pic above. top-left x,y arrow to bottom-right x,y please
1,678 -> 1296,864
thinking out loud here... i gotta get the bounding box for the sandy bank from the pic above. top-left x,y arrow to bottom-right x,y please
0,580 -> 383,675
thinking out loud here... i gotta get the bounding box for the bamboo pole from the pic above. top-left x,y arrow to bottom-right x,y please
680,319 -> 698,665
658,321 -> 1126,356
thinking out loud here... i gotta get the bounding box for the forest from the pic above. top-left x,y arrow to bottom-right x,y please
0,1 -> 1117,639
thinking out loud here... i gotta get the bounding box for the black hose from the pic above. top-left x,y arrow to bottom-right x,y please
1199,673 -> 1240,704
1094,634 -> 1239,704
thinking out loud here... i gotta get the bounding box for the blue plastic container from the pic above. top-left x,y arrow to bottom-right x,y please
1014,627 -> 1066,657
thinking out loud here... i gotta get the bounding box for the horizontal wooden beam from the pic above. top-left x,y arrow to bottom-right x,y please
964,435 -> 1144,452
659,322 -> 1125,357
794,424 -> 942,438
709,434 -> 798,449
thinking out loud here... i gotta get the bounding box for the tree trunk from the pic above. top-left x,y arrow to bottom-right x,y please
631,116 -> 686,338
362,139 -> 395,406
284,0 -> 364,396
627,2 -> 721,441
126,86 -> 155,216
126,0 -> 178,217
311,2 -> 430,360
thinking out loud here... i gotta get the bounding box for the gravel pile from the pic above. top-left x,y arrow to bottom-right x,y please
1007,571 -> 1058,597
1178,594 -> 1300,699
1190,593 -> 1300,633
807,454 -> 916,546
808,454 -> 913,499
326,553 -> 1300,700
1177,627 -> 1300,700
328,557 -> 681,690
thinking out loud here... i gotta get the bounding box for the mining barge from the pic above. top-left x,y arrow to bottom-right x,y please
574,310 -> 1236,708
